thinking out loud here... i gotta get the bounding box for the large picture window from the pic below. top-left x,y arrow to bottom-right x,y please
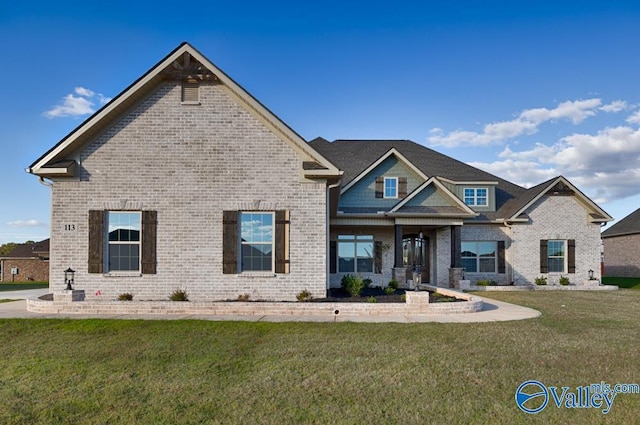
240,212 -> 274,272
461,241 -> 497,273
108,212 -> 141,271
338,235 -> 374,273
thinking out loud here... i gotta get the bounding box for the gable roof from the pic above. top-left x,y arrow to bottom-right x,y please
27,43 -> 341,180
602,207 -> 640,238
388,177 -> 477,217
1,239 -> 50,259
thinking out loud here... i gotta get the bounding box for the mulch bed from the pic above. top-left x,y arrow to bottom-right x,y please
310,288 -> 465,303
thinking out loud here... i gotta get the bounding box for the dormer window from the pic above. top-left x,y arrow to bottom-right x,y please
384,177 -> 398,198
464,188 -> 488,206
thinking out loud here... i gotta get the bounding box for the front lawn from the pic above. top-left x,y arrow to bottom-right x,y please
0,282 -> 49,292
602,276 -> 640,289
1,290 -> 638,424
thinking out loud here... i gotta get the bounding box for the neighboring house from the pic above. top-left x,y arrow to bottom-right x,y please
602,207 -> 640,277
0,239 -> 50,282
27,43 -> 612,301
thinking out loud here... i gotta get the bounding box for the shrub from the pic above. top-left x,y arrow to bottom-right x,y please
169,288 -> 189,301
388,279 -> 399,290
534,276 -> 547,286
117,293 -> 133,301
362,278 -> 373,289
401,294 -> 406,302
296,290 -> 313,302
238,293 -> 251,302
475,280 -> 490,286
559,276 -> 570,286
384,286 -> 396,295
367,296 -> 377,303
341,274 -> 364,297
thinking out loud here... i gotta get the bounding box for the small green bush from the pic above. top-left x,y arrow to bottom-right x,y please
169,288 -> 189,301
367,296 -> 377,303
341,274 -> 364,297
475,280 -> 491,286
388,279 -> 399,290
296,290 -> 313,302
559,276 -> 570,286
384,286 -> 396,295
534,276 -> 547,286
362,278 -> 373,289
117,293 -> 133,301
238,293 -> 250,302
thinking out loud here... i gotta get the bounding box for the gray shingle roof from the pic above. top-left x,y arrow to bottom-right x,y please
309,138 -> 527,219
602,207 -> 640,238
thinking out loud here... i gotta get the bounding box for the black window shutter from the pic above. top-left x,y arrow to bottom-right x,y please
497,241 -> 505,274
375,177 -> 384,198
88,210 -> 104,273
398,177 -> 408,198
141,211 -> 157,274
275,210 -> 290,274
329,241 -> 337,273
540,240 -> 548,273
568,239 -> 576,273
222,211 -> 238,274
374,241 -> 383,274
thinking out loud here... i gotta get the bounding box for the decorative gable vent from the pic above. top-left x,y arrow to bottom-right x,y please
181,80 -> 200,104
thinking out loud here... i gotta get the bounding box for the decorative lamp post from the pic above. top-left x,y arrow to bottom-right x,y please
588,269 -> 594,280
64,268 -> 75,290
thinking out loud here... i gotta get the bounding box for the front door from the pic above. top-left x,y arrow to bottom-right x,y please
402,235 -> 430,283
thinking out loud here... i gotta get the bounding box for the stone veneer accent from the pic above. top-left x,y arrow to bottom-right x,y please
48,81 -> 327,302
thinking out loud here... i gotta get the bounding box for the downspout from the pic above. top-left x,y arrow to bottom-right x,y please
326,179 -> 342,291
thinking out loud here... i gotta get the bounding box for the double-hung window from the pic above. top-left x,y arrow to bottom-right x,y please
461,241 -> 497,273
463,188 -> 488,206
384,177 -> 398,198
240,212 -> 274,272
107,212 -> 142,271
338,235 -> 374,273
547,240 -> 566,273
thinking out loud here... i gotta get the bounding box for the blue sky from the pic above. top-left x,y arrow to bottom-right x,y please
2,1 -> 640,244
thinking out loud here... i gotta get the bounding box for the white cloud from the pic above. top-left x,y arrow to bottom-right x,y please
626,110 -> 640,125
44,86 -> 111,118
6,220 -> 47,228
427,98 -> 616,147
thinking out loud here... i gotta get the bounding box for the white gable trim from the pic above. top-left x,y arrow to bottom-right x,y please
28,43 -> 340,178
508,176 -> 612,223
389,177 -> 476,215
340,148 -> 428,195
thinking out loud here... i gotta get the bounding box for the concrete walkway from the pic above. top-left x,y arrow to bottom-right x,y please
0,289 -> 540,323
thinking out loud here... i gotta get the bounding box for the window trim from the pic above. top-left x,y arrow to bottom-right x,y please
240,211 -> 275,273
384,177 -> 398,199
337,234 -> 375,274
463,187 -> 488,206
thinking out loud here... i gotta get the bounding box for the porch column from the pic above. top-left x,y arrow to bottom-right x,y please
394,224 -> 403,267
450,225 -> 461,268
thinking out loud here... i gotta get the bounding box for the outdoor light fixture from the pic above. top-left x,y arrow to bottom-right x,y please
64,267 -> 75,290
588,269 -> 594,280
419,231 -> 424,240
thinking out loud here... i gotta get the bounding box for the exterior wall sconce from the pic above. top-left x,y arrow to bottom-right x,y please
588,269 -> 594,280
64,267 -> 75,290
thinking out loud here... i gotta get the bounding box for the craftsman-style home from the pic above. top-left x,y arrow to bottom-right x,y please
28,43 -> 612,300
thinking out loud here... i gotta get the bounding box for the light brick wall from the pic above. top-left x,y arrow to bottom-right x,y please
511,195 -> 602,285
603,234 -> 640,277
49,81 -> 327,301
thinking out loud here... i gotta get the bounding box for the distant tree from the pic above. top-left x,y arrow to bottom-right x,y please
0,243 -> 19,256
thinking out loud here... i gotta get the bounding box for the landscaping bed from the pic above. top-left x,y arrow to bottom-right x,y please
312,287 -> 465,303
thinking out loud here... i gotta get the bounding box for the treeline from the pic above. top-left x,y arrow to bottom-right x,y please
0,241 -> 35,256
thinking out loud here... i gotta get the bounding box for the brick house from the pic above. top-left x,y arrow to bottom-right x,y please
27,43 -> 612,300
602,207 -> 640,277
0,239 -> 50,282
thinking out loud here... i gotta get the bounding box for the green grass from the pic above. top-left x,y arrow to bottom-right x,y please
602,276 -> 640,289
0,282 -> 49,292
0,290 -> 639,424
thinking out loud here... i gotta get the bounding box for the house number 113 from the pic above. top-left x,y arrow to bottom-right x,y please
63,224 -> 76,231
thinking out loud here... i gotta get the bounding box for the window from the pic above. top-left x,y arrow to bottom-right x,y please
338,235 -> 374,273
108,212 -> 141,271
222,210 -> 290,274
240,212 -> 274,272
88,210 -> 157,274
384,177 -> 398,198
463,188 -> 488,206
547,240 -> 566,273
461,241 -> 497,273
